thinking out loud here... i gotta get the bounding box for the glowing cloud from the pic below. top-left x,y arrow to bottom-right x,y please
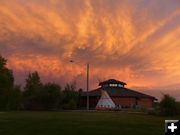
0,0 -> 180,95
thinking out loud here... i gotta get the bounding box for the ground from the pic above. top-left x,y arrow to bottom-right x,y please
0,111 -> 180,135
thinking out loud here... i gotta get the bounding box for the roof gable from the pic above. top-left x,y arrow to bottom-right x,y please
99,79 -> 127,86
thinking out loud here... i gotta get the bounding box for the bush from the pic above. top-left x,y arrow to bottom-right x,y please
62,99 -> 77,110
159,94 -> 178,116
148,109 -> 159,115
177,102 -> 180,115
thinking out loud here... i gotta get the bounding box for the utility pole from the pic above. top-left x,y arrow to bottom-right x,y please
87,63 -> 89,110
70,60 -> 89,111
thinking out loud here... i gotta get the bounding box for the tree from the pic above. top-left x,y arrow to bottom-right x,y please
0,55 -> 22,111
63,82 -> 78,104
41,83 -> 62,110
0,55 -> 6,69
159,94 -> 178,116
0,56 -> 14,93
7,85 -> 22,110
62,82 -> 80,109
77,88 -> 82,108
23,71 -> 43,110
0,55 -> 15,110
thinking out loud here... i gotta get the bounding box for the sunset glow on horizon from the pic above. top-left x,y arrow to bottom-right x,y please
1,0 -> 180,100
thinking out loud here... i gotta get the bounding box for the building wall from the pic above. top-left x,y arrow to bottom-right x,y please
81,96 -> 153,109
81,96 -> 100,108
138,98 -> 153,108
111,97 -> 136,108
112,97 -> 153,108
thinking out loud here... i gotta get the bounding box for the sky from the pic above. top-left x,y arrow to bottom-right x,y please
0,0 -> 180,100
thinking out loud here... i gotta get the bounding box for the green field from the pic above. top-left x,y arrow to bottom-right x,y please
0,111 -> 179,135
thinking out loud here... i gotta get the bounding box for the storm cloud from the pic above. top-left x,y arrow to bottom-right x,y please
0,0 -> 180,94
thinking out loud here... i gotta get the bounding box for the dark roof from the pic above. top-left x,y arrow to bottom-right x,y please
99,79 -> 127,86
81,87 -> 157,100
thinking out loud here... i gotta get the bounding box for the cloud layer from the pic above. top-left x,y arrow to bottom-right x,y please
0,0 -> 180,93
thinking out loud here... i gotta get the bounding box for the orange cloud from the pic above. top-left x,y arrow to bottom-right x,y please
0,0 -> 180,94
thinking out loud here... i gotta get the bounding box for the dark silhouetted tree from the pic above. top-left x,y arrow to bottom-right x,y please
0,55 -> 22,110
62,82 -> 80,109
77,88 -> 83,108
23,71 -> 43,110
41,83 -> 62,110
7,85 -> 22,110
0,56 -> 14,93
159,94 -> 178,116
63,82 -> 77,104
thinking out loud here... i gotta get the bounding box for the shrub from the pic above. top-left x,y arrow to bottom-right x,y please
62,99 -> 77,110
148,109 -> 159,115
159,94 -> 178,116
177,102 -> 180,115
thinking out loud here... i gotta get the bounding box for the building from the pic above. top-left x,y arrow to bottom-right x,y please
81,79 -> 157,109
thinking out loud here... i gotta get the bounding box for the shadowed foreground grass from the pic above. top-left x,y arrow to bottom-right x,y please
0,111 -> 180,135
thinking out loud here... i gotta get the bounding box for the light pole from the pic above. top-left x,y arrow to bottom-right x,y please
70,60 -> 89,111
86,63 -> 89,111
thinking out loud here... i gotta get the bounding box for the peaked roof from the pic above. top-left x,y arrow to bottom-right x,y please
96,90 -> 116,109
99,79 -> 127,86
100,90 -> 111,99
81,87 -> 157,100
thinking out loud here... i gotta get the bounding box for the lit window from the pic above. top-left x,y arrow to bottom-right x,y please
109,84 -> 117,87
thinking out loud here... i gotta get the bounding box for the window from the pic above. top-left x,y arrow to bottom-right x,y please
109,84 -> 124,87
118,84 -> 123,87
109,84 -> 117,87
102,84 -> 108,87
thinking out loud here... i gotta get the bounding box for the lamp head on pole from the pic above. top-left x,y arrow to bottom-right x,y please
69,60 -> 74,63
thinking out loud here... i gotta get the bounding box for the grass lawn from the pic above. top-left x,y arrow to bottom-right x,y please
0,111 -> 180,135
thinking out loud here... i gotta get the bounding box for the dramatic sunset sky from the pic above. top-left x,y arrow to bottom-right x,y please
0,0 -> 180,100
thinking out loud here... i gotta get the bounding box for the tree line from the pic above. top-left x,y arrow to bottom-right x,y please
0,55 -> 82,111
1,55 -> 180,116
